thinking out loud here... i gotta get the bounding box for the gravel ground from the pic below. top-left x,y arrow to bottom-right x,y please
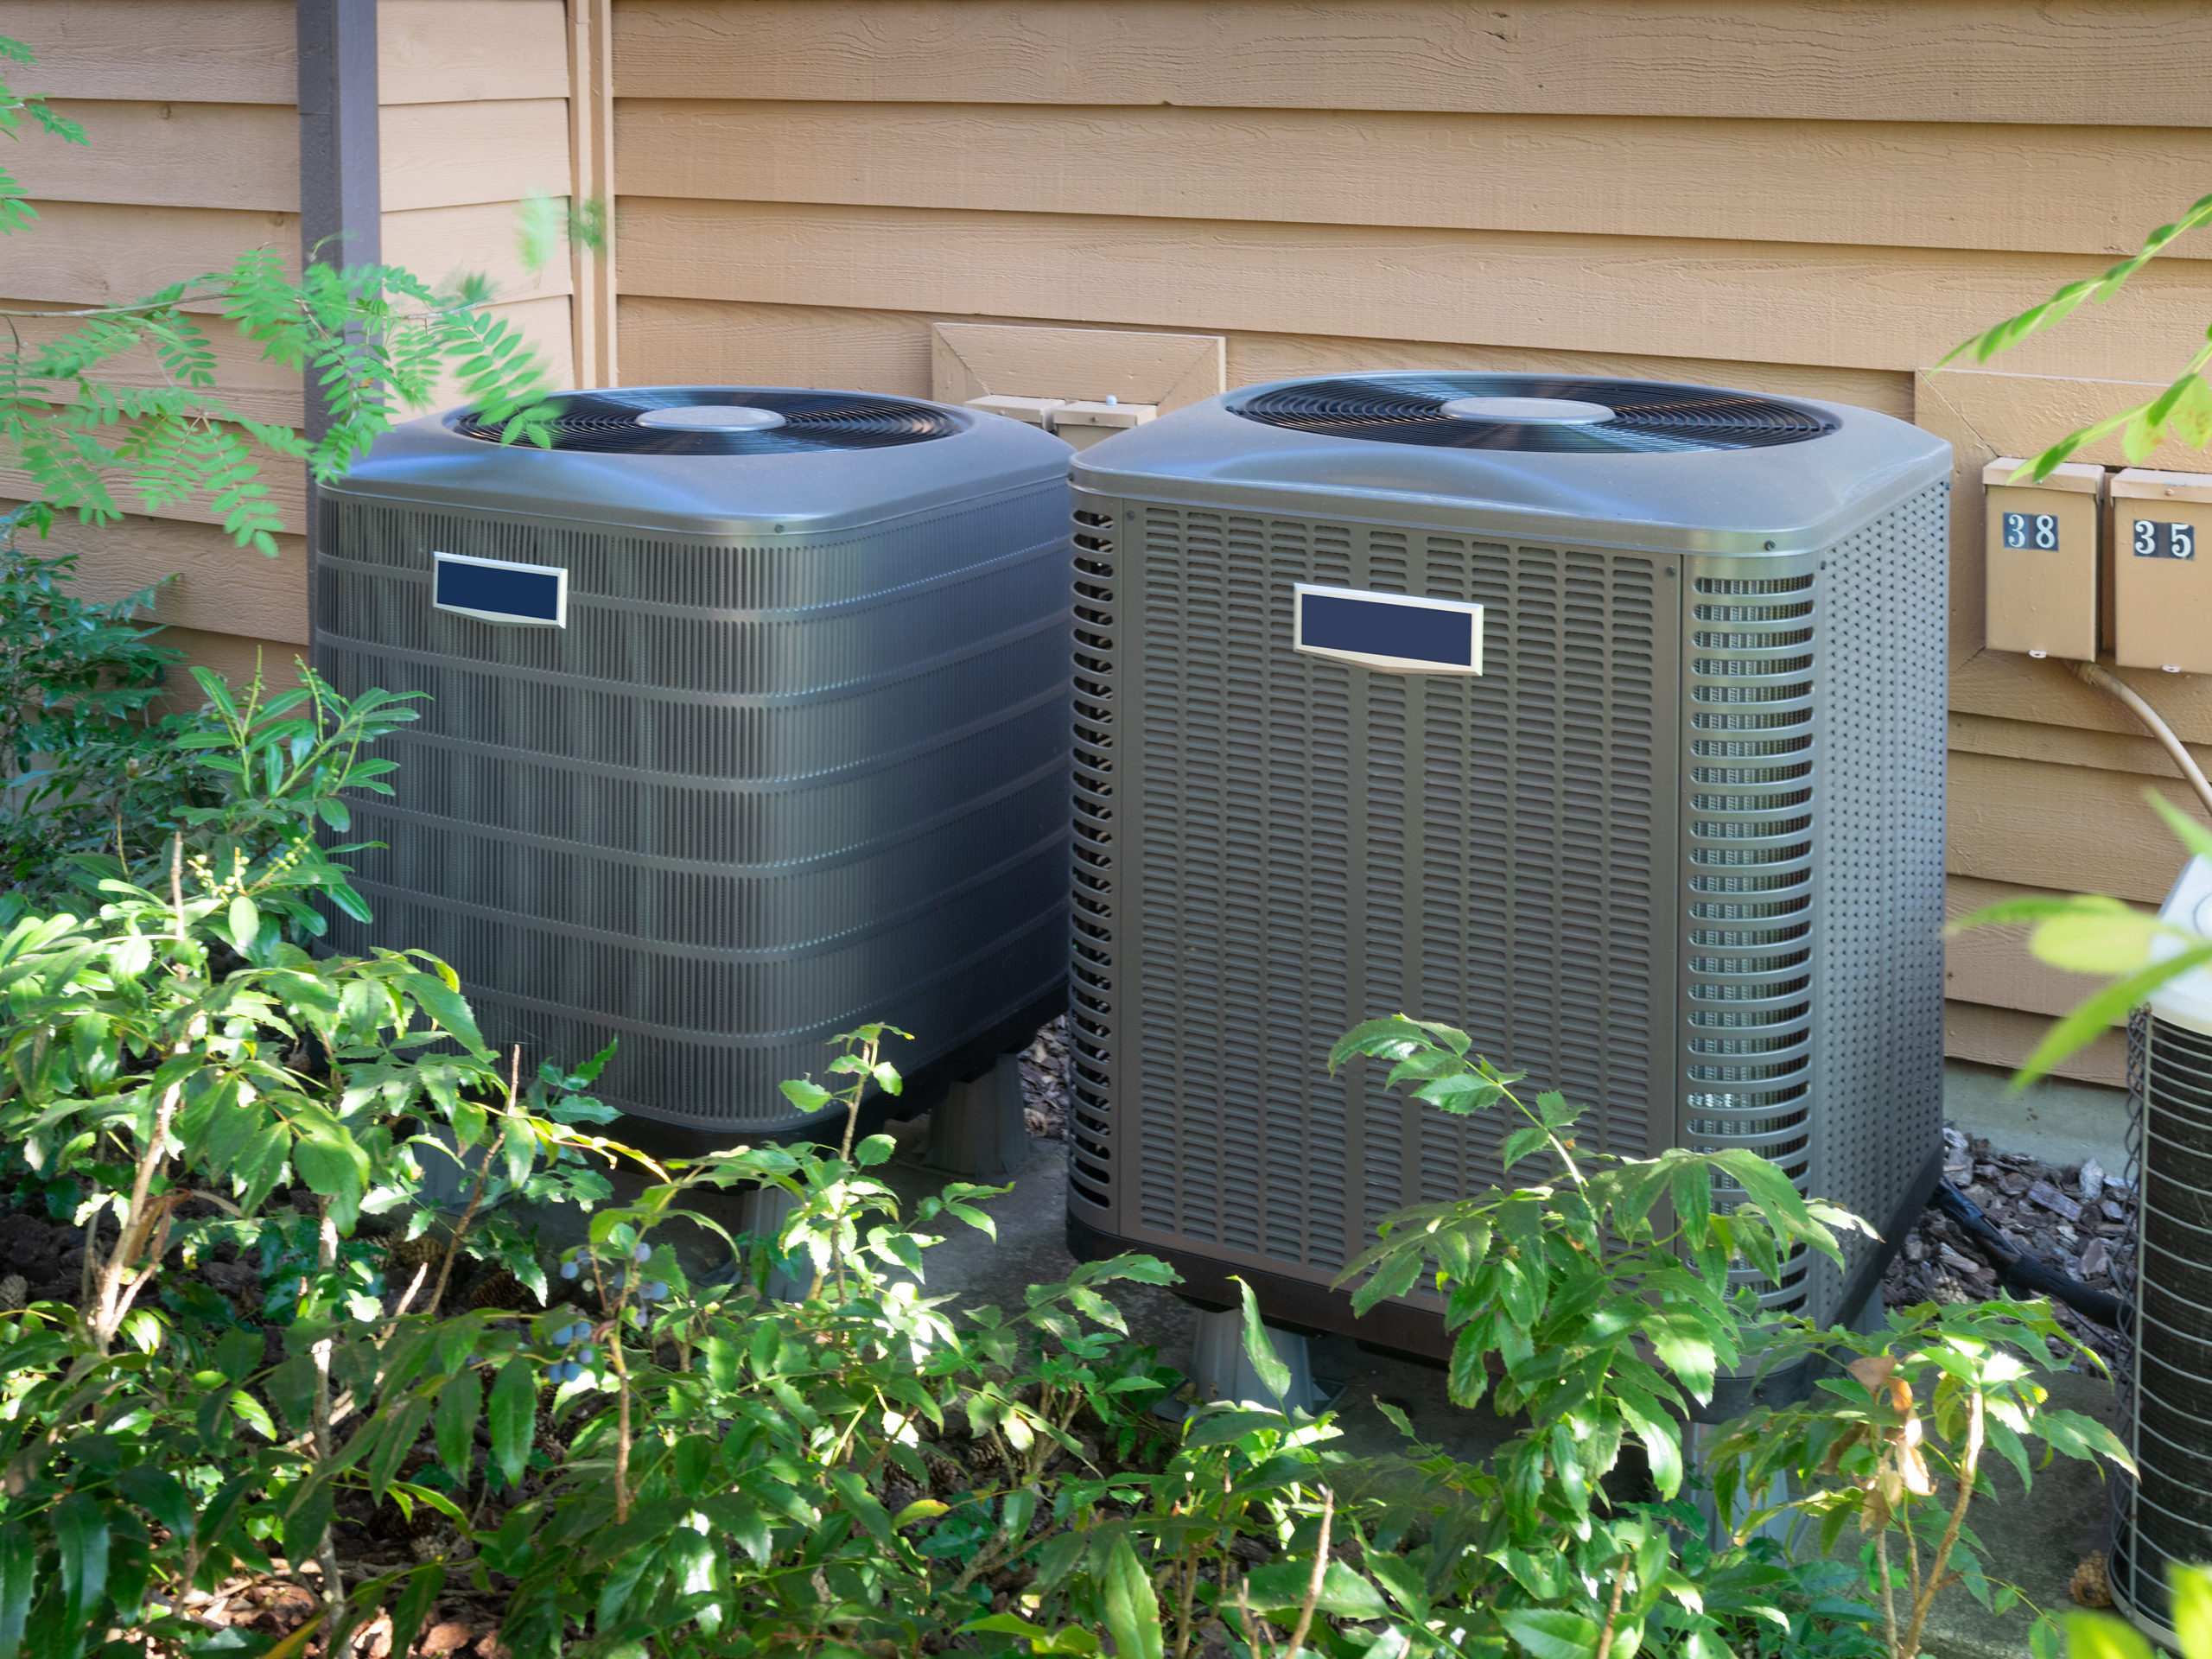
1882,1122 -> 2133,1367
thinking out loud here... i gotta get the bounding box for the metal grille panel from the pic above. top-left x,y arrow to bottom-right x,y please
1675,484 -> 1948,1322
318,491 -> 1071,1128
2114,1013 -> 2212,1639
1071,496 -> 1672,1278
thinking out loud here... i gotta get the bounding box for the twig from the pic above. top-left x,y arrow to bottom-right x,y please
425,1046 -> 520,1315
385,1261 -> 429,1330
1874,1519 -> 1899,1656
1593,1556 -> 1630,1659
312,1201 -> 351,1659
89,1080 -> 181,1351
1902,1392 -> 1985,1659
1234,1579 -> 1273,1659
1281,1487 -> 1332,1659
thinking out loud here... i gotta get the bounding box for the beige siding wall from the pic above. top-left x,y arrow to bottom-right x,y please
4,0 -> 582,695
610,0 -> 2212,1083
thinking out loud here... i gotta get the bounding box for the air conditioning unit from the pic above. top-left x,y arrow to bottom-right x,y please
1062,373 -> 1951,1363
315,386 -> 1072,1140
2112,855 -> 2212,1645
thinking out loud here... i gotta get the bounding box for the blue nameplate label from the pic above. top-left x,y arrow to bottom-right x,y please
432,551 -> 569,627
1293,584 -> 1484,675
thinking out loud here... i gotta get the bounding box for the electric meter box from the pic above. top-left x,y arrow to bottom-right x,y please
1982,458 -> 2101,660
2113,468 -> 2212,675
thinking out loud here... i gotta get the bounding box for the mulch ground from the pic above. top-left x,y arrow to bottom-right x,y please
1882,1122 -> 2133,1368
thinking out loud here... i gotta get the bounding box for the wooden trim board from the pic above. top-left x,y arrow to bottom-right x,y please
567,0 -> 619,388
1945,999 -> 2126,1090
616,100 -> 2212,262
613,2 -> 2212,127
614,296 -> 1916,416
615,200 -> 2212,384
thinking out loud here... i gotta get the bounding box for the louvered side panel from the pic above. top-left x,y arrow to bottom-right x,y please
317,492 -> 1071,1129
1082,491 -> 1675,1288
1674,482 -> 1947,1324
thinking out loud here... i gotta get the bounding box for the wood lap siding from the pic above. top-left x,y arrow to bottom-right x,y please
6,0 -> 580,694
611,0 -> 2212,1084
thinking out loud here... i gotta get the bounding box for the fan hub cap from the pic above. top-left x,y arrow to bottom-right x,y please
634,404 -> 789,431
1439,396 -> 1616,424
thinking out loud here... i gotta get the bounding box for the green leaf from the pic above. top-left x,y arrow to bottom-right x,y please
0,1523 -> 33,1659
2011,944 -> 2202,1087
487,1357 -> 537,1486
401,970 -> 488,1058
370,1397 -> 433,1503
52,1495 -> 109,1620
1497,1608 -> 1601,1659
1233,1278 -> 1294,1406
1245,1560 -> 1390,1621
388,1563 -> 446,1659
281,1477 -> 334,1570
780,1079 -> 833,1116
2062,1611 -> 2155,1659
2027,897 -> 2161,976
965,1615 -> 1101,1655
828,1468 -> 897,1548
118,1465 -> 194,1543
1102,1535 -> 1164,1659
2172,1564 -> 2212,1658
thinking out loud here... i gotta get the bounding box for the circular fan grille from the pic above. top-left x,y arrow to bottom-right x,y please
1230,374 -> 1838,453
451,387 -> 963,455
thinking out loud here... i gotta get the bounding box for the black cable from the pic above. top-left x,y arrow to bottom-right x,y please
1929,1179 -> 2130,1332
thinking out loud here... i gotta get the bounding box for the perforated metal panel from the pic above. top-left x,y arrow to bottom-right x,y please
1071,478 -> 1947,1336
317,483 -> 1071,1130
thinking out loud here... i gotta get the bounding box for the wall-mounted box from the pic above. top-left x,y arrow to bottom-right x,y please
2113,468 -> 2212,675
1982,457 -> 2101,660
935,322 -> 1222,449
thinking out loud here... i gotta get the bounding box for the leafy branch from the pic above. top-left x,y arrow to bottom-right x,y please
1941,189 -> 2212,480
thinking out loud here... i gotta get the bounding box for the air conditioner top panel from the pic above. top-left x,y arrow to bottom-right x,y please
1071,372 -> 1951,556
321,385 -> 1071,537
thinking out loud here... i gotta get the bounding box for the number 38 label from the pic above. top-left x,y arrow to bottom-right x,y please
2001,512 -> 2060,550
2133,518 -> 2197,560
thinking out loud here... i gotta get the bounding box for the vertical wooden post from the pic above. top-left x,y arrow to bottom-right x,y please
296,0 -> 381,432
296,0 -> 381,658
568,0 -> 618,390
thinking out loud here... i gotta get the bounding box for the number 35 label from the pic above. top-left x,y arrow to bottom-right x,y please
2001,512 -> 2060,550
2133,518 -> 2197,560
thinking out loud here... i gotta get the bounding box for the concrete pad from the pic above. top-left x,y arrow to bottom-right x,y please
1945,1058 -> 2130,1173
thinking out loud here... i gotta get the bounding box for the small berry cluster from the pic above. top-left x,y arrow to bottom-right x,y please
553,1240 -> 669,1335
545,1319 -> 595,1384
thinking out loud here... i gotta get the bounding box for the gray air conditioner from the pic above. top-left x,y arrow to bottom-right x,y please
315,386 -> 1071,1141
1062,372 -> 1951,1363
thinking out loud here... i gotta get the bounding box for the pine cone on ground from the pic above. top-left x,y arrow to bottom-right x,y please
466,1270 -> 531,1311
387,1234 -> 444,1270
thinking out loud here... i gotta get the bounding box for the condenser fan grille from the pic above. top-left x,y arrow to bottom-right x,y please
1231,375 -> 1838,453
452,387 -> 963,455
